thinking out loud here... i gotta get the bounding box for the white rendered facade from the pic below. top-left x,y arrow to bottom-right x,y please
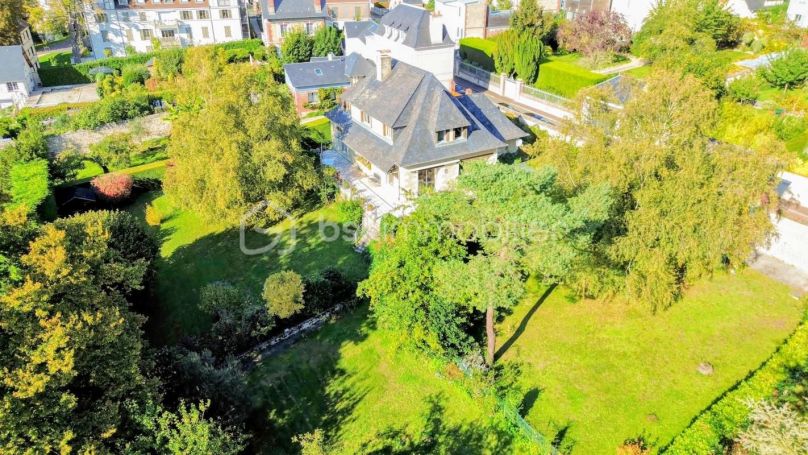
85,0 -> 245,58
788,0 -> 808,27
609,0 -> 655,31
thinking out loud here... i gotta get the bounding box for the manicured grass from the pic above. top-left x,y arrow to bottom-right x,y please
68,159 -> 169,185
247,306 -> 511,454
536,55 -> 610,98
38,50 -> 73,68
496,269 -> 805,454
303,117 -> 332,144
624,65 -> 652,79
459,37 -> 498,71
128,193 -> 368,344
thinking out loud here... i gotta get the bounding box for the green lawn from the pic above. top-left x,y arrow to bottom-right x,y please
535,55 -> 610,98
69,159 -> 168,184
127,193 -> 368,344
496,269 -> 805,453
38,50 -> 73,68
303,117 -> 332,145
624,65 -> 652,80
247,306 -> 516,454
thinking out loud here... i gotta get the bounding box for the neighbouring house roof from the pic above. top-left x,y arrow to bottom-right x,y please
370,4 -> 454,49
261,0 -> 329,21
284,53 -> 375,90
344,20 -> 375,40
340,61 -> 528,170
595,74 -> 644,106
0,46 -> 29,82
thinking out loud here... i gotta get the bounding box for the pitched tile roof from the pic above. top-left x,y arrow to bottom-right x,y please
261,0 -> 329,21
340,62 -> 528,170
0,46 -> 29,82
284,53 -> 375,90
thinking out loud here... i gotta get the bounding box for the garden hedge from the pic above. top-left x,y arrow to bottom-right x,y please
663,309 -> 808,453
39,39 -> 265,86
535,60 -> 609,98
459,37 -> 497,72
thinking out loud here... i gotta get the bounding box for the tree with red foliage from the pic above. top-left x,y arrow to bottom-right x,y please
91,172 -> 134,204
558,11 -> 631,66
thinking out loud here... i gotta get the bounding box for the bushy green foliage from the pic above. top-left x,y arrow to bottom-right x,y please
515,35 -> 544,83
147,401 -> 248,455
71,89 -> 153,130
122,63 -> 150,86
336,199 -> 363,226
760,48 -> 808,90
493,31 -> 516,75
263,270 -> 305,319
459,37 -> 498,71
727,76 -> 762,104
665,310 -> 808,453
8,159 -> 49,212
303,267 -> 356,314
535,60 -> 608,97
281,29 -> 314,63
89,132 -> 135,171
312,25 -> 343,57
154,48 -> 184,80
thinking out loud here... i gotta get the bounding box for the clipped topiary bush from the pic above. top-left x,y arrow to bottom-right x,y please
145,203 -> 162,226
535,60 -> 609,97
91,172 -> 134,204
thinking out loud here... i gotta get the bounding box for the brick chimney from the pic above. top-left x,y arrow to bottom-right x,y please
429,12 -> 444,45
313,0 -> 322,13
265,0 -> 275,15
376,50 -> 392,81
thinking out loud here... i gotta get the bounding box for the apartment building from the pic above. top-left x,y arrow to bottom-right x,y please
84,0 -> 246,58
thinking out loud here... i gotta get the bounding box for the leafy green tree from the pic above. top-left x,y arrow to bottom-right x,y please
0,0 -> 24,45
727,76 -> 762,104
150,401 -> 248,455
510,0 -> 544,35
89,132 -> 135,172
263,270 -> 305,319
493,30 -> 516,76
514,34 -> 544,83
312,25 -> 342,57
694,0 -> 740,48
760,48 -> 808,90
281,29 -> 314,63
0,210 -> 159,453
165,48 -> 320,225
361,164 -> 612,363
530,71 -> 785,308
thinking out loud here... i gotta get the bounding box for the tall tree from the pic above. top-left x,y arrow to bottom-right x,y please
493,30 -> 516,76
312,25 -> 342,57
529,71 -> 786,308
760,48 -> 808,91
281,29 -> 314,63
0,0 -> 24,45
558,10 -> 631,63
0,211 -> 159,452
509,0 -> 544,35
514,34 -> 544,83
361,164 -> 612,364
165,48 -> 320,225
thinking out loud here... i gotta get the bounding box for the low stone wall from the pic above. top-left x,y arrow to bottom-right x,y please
47,112 -> 171,155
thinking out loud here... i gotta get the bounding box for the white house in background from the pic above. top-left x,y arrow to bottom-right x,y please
610,0 -> 655,31
343,4 -> 455,88
788,0 -> 808,27
0,46 -> 40,109
726,0 -> 784,18
84,0 -> 246,58
434,0 -> 487,41
326,55 -> 528,205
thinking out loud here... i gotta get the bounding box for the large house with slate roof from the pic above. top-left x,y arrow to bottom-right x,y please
260,0 -> 329,45
326,57 -> 527,203
284,52 -> 374,114
344,4 -> 455,88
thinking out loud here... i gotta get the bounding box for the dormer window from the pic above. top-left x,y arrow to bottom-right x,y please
360,111 -> 370,125
436,127 -> 467,144
383,124 -> 392,138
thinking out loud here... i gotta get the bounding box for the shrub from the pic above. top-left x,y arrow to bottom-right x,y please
728,76 -> 761,104
71,90 -> 153,130
379,213 -> 400,237
459,37 -> 498,71
145,203 -> 162,226
773,115 -> 807,142
737,400 -> 808,454
8,159 -> 50,212
121,64 -> 150,86
336,199 -> 363,226
263,271 -> 305,319
760,48 -> 808,90
91,172 -> 134,203
535,60 -> 609,97
154,48 -> 184,80
89,132 -> 135,171
303,268 -> 355,314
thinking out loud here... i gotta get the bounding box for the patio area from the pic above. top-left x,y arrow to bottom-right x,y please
321,149 -> 402,216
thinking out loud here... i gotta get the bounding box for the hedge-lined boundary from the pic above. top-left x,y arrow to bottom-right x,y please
663,309 -> 808,453
535,60 -> 609,98
459,37 -> 497,72
39,39 -> 265,87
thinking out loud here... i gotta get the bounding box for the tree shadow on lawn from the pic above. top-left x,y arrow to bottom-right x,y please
496,284 -> 557,361
357,393 -> 518,454
144,215 -> 368,345
246,306 -> 374,454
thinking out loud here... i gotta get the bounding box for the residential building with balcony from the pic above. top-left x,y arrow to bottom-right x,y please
326,54 -> 528,205
344,4 -> 455,88
259,0 -> 329,45
84,0 -> 245,58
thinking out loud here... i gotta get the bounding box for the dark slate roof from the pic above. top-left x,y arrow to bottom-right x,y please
344,52 -> 375,77
262,0 -> 329,21
372,4 -> 453,49
341,62 -> 528,170
344,21 -> 375,40
284,57 -> 350,90
0,46 -> 29,82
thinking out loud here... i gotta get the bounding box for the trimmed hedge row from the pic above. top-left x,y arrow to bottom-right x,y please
535,60 -> 609,98
39,39 -> 265,86
459,37 -> 497,72
663,309 -> 808,454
